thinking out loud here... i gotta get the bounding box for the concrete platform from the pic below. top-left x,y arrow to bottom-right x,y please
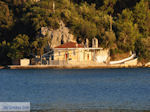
7,64 -> 145,69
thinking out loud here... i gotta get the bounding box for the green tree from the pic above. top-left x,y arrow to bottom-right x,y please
22,4 -> 60,33
135,37 -> 150,62
101,0 -> 117,15
8,34 -> 30,60
76,20 -> 98,40
114,0 -> 140,14
0,1 -> 13,28
116,9 -> 140,51
32,37 -> 48,57
133,0 -> 150,38
0,1 -> 13,42
100,31 -> 116,48
0,41 -> 11,65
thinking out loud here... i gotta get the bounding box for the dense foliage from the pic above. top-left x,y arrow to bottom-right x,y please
0,0 -> 150,65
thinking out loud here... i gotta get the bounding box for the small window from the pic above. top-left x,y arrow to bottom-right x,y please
58,51 -> 60,56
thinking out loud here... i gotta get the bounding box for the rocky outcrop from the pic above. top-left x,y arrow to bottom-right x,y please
40,21 -> 76,48
145,62 -> 150,67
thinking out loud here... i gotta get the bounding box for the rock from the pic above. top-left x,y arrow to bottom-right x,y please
40,21 -> 76,48
137,62 -> 143,67
145,62 -> 150,67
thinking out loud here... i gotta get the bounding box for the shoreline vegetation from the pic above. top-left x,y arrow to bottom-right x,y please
0,0 -> 150,66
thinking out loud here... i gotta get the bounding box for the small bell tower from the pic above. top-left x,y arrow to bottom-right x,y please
92,37 -> 98,48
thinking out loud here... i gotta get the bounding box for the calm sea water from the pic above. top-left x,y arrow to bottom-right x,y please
0,68 -> 150,112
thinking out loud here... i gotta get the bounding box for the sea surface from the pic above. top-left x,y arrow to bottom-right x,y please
0,68 -> 150,112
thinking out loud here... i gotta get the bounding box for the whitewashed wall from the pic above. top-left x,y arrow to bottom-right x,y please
20,59 -> 30,66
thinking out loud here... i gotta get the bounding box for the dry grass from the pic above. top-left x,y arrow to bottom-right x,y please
110,52 -> 131,61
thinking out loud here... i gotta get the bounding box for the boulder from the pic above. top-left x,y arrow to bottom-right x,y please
40,21 -> 76,48
145,62 -> 150,67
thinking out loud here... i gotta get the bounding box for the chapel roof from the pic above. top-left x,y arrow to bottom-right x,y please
55,42 -> 84,48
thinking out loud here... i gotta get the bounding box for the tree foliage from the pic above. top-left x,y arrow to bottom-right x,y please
135,37 -> 150,62
116,9 -> 140,51
0,0 -> 150,64
8,34 -> 30,60
133,0 -> 150,37
32,36 -> 48,56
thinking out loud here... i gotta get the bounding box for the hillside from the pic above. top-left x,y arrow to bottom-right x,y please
0,0 -> 150,65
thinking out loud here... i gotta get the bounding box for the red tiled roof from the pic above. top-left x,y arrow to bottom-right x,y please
55,42 -> 84,48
